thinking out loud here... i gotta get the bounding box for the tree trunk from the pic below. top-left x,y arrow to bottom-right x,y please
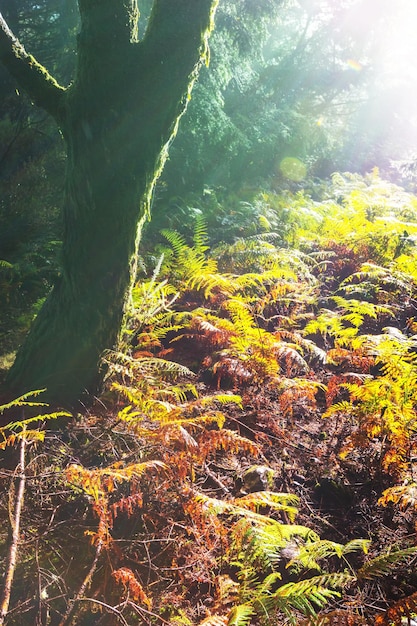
0,0 -> 218,405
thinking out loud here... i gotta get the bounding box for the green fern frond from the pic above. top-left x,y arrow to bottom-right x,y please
112,383 -> 147,406
3,411 -> 71,433
199,394 -> 243,409
193,214 -> 210,255
107,353 -> 195,383
258,573 -> 351,623
303,312 -> 345,339
288,538 -> 370,572
108,352 -> 193,376
357,546 -> 417,580
0,389 -> 49,412
341,538 -> 371,555
332,296 -> 392,323
116,404 -> 142,422
129,356 -> 194,378
253,571 -> 283,596
159,412 -> 226,431
275,572 -> 353,604
252,522 -> 321,571
224,299 -> 257,336
161,228 -> 188,258
340,262 -> 413,296
228,513 -> 321,575
227,604 -> 255,626
214,235 -> 286,274
0,390 -> 71,448
235,267 -> 298,288
196,493 -> 303,530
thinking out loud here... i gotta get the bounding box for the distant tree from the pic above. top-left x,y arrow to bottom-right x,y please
159,0 -> 390,197
0,0 -> 77,313
0,0 -> 218,404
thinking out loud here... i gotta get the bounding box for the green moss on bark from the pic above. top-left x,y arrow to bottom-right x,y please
4,0 -> 219,406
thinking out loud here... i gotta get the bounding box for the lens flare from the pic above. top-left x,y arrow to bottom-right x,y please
346,59 -> 363,71
279,157 -> 307,182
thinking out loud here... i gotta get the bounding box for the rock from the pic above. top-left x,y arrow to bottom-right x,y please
241,465 -> 275,493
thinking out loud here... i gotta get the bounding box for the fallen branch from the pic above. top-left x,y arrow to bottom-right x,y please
0,432 -> 27,625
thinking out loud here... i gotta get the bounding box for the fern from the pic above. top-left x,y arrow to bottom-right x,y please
65,460 -> 167,502
234,491 -> 299,521
161,228 -> 188,258
107,352 -> 195,381
288,539 -> 370,573
339,262 -> 414,300
0,388 -> 49,412
243,573 -> 353,625
378,482 -> 417,510
199,394 -> 243,409
274,572 -> 351,603
193,491 -> 362,624
0,390 -> 71,449
374,590 -> 417,625
192,214 -> 211,255
357,546 -> 417,580
227,604 -> 255,626
162,221 -> 238,297
113,567 -> 152,607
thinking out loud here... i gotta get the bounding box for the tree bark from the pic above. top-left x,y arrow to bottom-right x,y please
0,0 -> 218,405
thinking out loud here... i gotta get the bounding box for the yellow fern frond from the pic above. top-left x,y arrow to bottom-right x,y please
65,460 -> 167,501
378,483 -> 417,510
234,491 -> 299,521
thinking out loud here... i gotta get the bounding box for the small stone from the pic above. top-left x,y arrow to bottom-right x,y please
241,465 -> 275,493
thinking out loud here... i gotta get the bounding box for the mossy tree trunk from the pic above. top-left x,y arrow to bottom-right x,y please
0,0 -> 218,405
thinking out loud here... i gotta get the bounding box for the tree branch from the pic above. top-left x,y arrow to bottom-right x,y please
76,0 -> 139,53
138,0 -> 219,137
144,0 -> 218,64
0,12 -> 66,122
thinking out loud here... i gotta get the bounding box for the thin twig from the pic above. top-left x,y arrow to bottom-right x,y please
57,540 -> 103,626
77,598 -> 129,626
0,431 -> 27,625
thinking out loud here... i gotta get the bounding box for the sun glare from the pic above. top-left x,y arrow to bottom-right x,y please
336,0 -> 417,156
